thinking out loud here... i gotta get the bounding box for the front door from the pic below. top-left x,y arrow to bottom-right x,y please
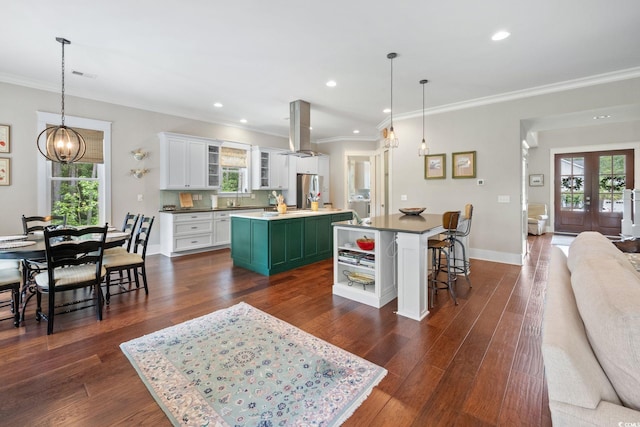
554,149 -> 634,235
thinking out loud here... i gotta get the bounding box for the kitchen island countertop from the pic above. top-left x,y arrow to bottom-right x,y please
333,213 -> 443,234
231,208 -> 350,220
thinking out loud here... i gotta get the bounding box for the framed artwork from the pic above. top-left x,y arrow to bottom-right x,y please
0,157 -> 9,186
424,153 -> 446,179
529,174 -> 544,186
0,124 -> 9,153
452,151 -> 476,178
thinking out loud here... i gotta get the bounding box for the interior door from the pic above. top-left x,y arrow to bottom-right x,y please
554,149 -> 634,235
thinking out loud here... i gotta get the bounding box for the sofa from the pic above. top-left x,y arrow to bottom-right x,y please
527,203 -> 548,235
543,232 -> 640,425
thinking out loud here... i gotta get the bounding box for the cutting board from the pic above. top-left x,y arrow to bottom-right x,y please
179,192 -> 193,208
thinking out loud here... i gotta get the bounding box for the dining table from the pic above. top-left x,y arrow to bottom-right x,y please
0,228 -> 130,323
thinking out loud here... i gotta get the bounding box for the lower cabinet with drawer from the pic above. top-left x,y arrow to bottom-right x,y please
160,209 -> 266,257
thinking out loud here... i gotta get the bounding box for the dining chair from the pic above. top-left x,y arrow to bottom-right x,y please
428,211 -> 461,307
34,225 -> 108,335
21,214 -> 67,234
20,214 -> 68,304
0,260 -> 22,327
105,212 -> 140,255
102,216 -> 154,304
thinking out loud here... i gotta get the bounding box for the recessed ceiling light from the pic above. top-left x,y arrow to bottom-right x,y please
240,119 -> 247,123
383,108 -> 391,113
593,114 -> 612,120
326,80 -> 337,87
213,102 -> 223,108
353,130 -> 360,134
491,30 -> 510,41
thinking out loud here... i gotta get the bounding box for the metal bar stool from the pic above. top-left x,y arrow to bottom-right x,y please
428,211 -> 461,307
446,204 -> 473,287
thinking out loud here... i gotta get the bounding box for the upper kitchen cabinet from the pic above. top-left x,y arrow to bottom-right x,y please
159,132 -> 220,190
251,147 -> 289,190
296,156 -> 318,174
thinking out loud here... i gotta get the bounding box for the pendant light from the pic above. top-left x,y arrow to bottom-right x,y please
383,52 -> 399,149
36,37 -> 86,164
418,79 -> 429,156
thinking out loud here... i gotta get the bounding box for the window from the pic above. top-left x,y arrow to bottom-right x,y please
219,144 -> 250,194
37,113 -> 111,225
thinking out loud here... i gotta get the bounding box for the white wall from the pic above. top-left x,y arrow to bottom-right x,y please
0,82 -> 288,244
381,77 -> 640,264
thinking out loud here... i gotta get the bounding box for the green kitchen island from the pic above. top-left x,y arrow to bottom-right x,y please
230,209 -> 353,275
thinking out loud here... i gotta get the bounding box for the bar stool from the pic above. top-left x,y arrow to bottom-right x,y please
428,211 -> 461,307
447,204 -> 473,287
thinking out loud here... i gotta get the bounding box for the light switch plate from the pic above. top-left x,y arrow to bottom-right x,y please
498,195 -> 510,203
401,195 -> 407,201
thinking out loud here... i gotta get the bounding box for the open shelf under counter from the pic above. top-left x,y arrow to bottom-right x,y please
332,225 -> 397,308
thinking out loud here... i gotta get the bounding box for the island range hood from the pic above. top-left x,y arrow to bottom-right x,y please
287,99 -> 318,157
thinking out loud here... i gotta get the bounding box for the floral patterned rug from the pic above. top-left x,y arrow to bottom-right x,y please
120,302 -> 387,426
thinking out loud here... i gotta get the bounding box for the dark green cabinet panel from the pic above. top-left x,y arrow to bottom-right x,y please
231,213 -> 349,276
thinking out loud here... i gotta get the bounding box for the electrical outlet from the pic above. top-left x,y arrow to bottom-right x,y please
477,179 -> 485,186
251,194 -> 255,199
400,195 -> 408,201
137,194 -> 143,202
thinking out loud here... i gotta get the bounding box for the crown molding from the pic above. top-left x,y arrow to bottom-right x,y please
378,66 -> 640,129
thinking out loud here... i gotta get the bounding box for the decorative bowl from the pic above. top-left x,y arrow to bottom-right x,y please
399,207 -> 426,216
356,238 -> 375,251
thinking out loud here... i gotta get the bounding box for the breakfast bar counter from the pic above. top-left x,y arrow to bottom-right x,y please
332,213 -> 467,321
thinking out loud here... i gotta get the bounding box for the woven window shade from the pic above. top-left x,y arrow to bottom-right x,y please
220,146 -> 247,167
47,125 -> 104,164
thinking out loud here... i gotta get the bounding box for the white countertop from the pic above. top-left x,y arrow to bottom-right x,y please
231,209 -> 351,220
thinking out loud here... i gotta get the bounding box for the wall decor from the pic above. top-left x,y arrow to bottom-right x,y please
424,153 -> 446,179
529,174 -> 544,186
0,157 -> 10,186
452,151 -> 476,178
0,124 -> 9,153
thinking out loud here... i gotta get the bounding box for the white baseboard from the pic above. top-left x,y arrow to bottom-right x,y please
468,248 -> 522,266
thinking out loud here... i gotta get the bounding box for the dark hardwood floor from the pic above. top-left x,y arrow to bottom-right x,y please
0,234 -> 553,426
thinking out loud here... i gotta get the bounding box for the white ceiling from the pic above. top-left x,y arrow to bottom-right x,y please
2,0 -> 640,142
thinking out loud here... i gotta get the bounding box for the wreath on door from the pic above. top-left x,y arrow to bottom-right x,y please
561,176 -> 584,191
600,176 -> 625,192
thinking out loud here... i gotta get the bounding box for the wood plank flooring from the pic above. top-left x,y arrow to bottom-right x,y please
0,234 -> 554,426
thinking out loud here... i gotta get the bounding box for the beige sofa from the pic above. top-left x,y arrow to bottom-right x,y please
543,232 -> 640,425
527,203 -> 548,235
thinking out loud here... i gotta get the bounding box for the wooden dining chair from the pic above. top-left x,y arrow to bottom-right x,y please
105,212 -> 140,255
102,216 -> 154,304
34,225 -> 108,334
21,214 -> 67,234
0,260 -> 22,327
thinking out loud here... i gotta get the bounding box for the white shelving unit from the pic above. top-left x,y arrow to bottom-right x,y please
333,226 -> 396,308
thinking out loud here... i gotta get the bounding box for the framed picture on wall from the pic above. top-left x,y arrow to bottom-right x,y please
452,151 -> 476,178
424,153 -> 446,179
0,124 -> 9,153
0,157 -> 10,186
529,174 -> 544,186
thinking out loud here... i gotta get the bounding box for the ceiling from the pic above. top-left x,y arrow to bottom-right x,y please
2,1 -> 640,142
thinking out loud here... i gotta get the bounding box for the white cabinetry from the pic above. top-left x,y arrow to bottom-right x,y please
160,212 -> 214,256
213,211 -> 232,245
251,147 -> 289,190
159,132 -> 221,190
318,155 -> 330,205
333,226 -> 396,308
296,156 -> 318,174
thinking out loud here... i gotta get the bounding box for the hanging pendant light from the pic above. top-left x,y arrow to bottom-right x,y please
383,52 -> 399,149
36,37 -> 86,164
418,79 -> 429,156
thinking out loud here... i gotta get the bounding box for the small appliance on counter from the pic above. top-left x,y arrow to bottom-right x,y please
210,194 -> 218,208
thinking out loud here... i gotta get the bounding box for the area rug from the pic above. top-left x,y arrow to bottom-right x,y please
120,302 -> 387,426
550,234 -> 575,247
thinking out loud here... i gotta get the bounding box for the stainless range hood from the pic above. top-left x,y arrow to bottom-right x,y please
287,100 -> 318,157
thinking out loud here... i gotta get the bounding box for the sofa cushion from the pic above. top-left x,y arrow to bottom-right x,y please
543,247 -> 621,409
570,256 -> 640,410
567,232 -> 637,277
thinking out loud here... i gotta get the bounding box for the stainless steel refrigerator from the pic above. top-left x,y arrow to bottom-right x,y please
296,173 -> 322,209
